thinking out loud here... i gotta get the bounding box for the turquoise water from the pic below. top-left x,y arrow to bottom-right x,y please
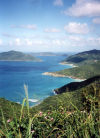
0,56 -> 75,106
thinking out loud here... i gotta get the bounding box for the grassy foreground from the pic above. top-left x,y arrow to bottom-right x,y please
0,82 -> 100,138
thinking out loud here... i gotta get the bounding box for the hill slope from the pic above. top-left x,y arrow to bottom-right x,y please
44,61 -> 100,79
54,76 -> 100,94
0,50 -> 41,61
62,49 -> 100,65
32,76 -> 100,112
0,76 -> 99,118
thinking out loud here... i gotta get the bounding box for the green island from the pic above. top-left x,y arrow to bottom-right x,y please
0,49 -> 100,137
0,50 -> 42,62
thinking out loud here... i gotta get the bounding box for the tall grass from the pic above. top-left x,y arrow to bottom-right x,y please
0,84 -> 100,138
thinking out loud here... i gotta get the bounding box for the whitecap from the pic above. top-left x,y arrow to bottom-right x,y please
28,99 -> 38,103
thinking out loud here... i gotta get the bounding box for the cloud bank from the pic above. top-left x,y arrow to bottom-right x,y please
64,22 -> 89,34
64,0 -> 100,17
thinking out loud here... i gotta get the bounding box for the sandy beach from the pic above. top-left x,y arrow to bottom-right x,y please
42,72 -> 85,81
59,62 -> 78,67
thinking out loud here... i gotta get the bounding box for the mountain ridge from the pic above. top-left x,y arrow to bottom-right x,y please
62,49 -> 100,65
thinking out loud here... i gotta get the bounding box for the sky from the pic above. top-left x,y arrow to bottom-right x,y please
0,0 -> 100,52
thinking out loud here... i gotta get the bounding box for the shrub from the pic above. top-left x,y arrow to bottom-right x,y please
0,85 -> 100,138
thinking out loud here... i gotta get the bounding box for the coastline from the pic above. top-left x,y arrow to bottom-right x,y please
42,72 -> 86,81
59,62 -> 78,67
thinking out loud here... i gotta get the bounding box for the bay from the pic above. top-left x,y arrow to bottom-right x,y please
0,56 -> 75,106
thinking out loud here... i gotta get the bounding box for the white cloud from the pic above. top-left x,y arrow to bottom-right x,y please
63,0 -> 100,17
44,28 -> 61,33
93,18 -> 100,24
52,39 -> 66,45
11,24 -> 37,30
5,33 -> 100,52
15,38 -> 21,46
87,37 -> 100,45
32,40 -> 44,45
0,39 -> 2,45
53,0 -> 63,6
25,39 -> 33,46
69,35 -> 83,41
68,35 -> 100,47
64,22 -> 89,34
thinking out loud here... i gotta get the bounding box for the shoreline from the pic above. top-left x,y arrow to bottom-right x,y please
42,61 -> 85,81
59,62 -> 78,67
42,72 -> 86,81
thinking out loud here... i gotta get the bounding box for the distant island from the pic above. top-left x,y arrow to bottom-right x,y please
43,49 -> 100,80
0,50 -> 42,62
30,52 -> 68,57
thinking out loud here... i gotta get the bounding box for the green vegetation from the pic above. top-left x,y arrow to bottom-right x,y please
33,77 -> 100,112
0,78 -> 100,137
0,50 -> 41,61
44,49 -> 100,80
0,49 -> 100,137
62,49 -> 100,65
54,61 -> 100,79
54,76 -> 100,94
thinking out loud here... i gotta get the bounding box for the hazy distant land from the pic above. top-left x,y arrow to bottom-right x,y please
0,50 -> 42,62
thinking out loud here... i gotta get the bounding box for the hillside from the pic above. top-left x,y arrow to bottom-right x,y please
32,76 -> 100,112
44,61 -> 100,79
0,98 -> 22,128
62,49 -> 100,65
0,50 -> 41,61
0,76 -> 100,137
54,76 -> 100,94
0,76 -> 99,119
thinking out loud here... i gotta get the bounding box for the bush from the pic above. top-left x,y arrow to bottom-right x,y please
0,85 -> 100,138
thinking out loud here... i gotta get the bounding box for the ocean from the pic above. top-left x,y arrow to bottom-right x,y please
0,56 -> 75,106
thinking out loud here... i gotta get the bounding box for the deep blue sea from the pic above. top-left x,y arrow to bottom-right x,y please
0,56 -> 75,106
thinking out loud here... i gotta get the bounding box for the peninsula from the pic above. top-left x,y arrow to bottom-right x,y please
43,50 -> 100,80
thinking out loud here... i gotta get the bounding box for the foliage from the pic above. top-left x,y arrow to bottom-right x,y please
63,49 -> 100,65
54,76 -> 100,94
0,83 -> 100,138
55,61 -> 100,79
32,79 -> 100,112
